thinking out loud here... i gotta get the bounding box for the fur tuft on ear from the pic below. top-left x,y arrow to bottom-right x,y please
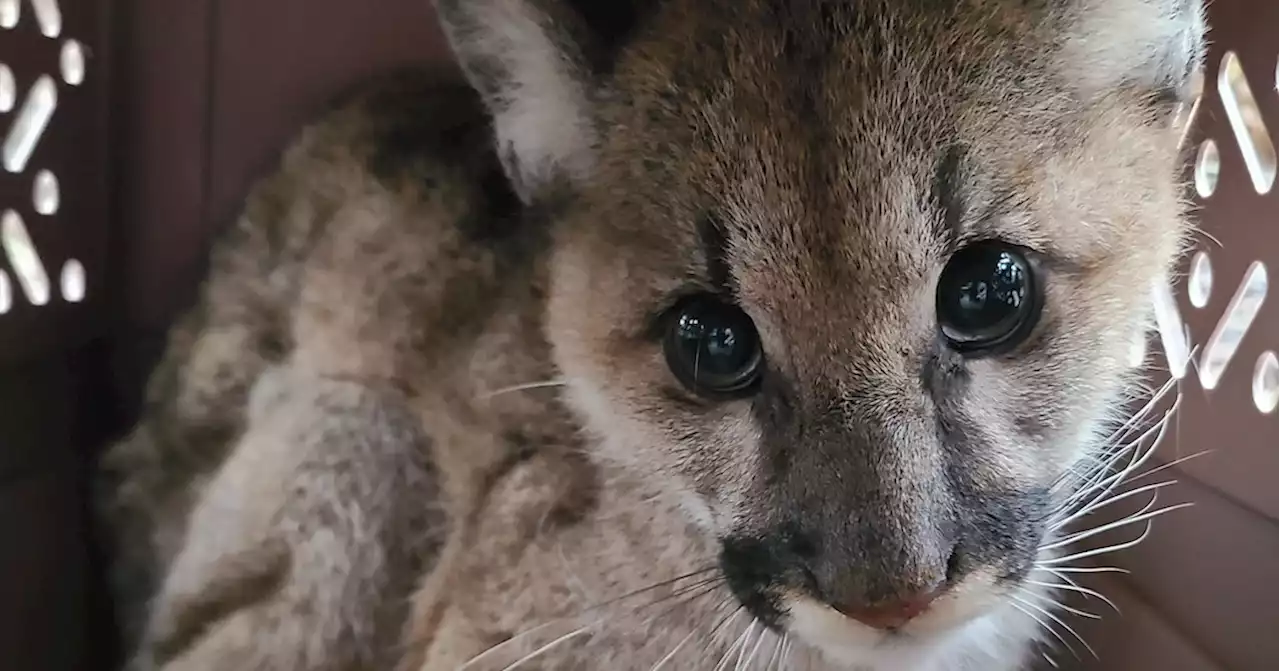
1052,0 -> 1206,106
434,0 -> 599,202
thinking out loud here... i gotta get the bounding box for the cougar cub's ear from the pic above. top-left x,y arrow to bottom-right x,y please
434,0 -> 601,202
1052,0 -> 1206,109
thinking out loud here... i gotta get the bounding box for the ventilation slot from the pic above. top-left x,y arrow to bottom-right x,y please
1254,351 -> 1278,414
1199,261 -> 1269,390
2,75 -> 57,174
1218,51 -> 1277,194
1151,279 -> 1191,379
1,210 -> 49,306
30,0 -> 60,38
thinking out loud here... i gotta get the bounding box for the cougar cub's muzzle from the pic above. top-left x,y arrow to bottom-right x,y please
719,406 -> 1052,635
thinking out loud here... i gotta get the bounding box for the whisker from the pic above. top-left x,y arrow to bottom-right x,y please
736,621 -> 765,671
1026,577 -> 1121,615
649,628 -> 699,671
640,580 -> 728,628
1107,387 -> 1175,443
1053,411 -> 1170,517
1051,480 -> 1177,532
1009,593 -> 1097,659
480,379 -> 568,399
714,619 -> 755,671
1040,521 -> 1154,566
1018,588 -> 1100,620
1044,565 -> 1129,575
497,625 -> 592,671
1007,600 -> 1077,660
1045,501 -> 1193,552
455,568 -> 720,669
1057,403 -> 1178,517
1122,449 -> 1211,485
764,632 -> 786,671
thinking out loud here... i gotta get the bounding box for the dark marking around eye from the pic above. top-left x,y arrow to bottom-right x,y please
919,342 -> 969,403
752,369 -> 799,484
930,143 -> 967,246
696,213 -> 736,296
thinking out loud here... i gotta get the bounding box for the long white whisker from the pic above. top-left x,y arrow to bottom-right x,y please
733,621 -> 759,671
498,625 -> 592,671
1027,577 -> 1121,614
456,568 -> 719,669
1040,521 -> 1154,566
714,619 -> 755,671
1045,502 -> 1192,552
1018,587 -> 1101,620
1045,565 -> 1130,575
1058,403 -> 1178,517
1103,376 -> 1179,443
1052,480 -> 1177,531
739,624 -> 769,671
1054,410 -> 1169,516
649,628 -> 699,671
765,633 -> 786,671
480,379 -> 568,399
1008,600 -> 1077,660
1010,593 -> 1097,659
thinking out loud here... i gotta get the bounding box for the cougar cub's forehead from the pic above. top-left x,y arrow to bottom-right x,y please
570,0 -> 1184,374
594,0 -> 1183,267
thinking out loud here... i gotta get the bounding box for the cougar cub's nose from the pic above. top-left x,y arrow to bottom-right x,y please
831,587 -> 944,630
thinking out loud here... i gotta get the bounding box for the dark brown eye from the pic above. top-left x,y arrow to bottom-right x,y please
663,296 -> 763,398
936,242 -> 1042,356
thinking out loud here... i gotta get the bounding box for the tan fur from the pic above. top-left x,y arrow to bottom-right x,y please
97,1 -> 1204,669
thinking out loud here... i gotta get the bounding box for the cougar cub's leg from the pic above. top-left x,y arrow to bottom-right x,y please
132,366 -> 446,671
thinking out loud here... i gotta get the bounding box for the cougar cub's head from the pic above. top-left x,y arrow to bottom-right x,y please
439,0 -> 1202,664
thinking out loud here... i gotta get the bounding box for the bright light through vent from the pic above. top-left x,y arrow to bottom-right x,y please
32,169 -> 58,214
0,63 -> 13,112
60,40 -> 84,86
1199,261 -> 1269,390
1219,51 -> 1278,194
31,0 -> 60,38
0,270 -> 10,314
0,0 -> 17,30
1,209 -> 50,306
2,75 -> 57,174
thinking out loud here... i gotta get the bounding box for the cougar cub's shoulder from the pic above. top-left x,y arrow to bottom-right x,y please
96,72 -> 556,668
407,0 -> 1205,669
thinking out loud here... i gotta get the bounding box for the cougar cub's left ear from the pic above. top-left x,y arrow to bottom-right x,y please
1052,0 -> 1207,110
434,0 -> 603,202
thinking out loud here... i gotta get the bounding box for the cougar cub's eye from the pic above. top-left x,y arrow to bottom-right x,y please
936,242 -> 1042,356
663,296 -> 763,397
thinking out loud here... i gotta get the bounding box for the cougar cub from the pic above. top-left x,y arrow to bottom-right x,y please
98,0 -> 1205,669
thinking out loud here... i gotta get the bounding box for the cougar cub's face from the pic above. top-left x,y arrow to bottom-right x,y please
440,0 -> 1203,664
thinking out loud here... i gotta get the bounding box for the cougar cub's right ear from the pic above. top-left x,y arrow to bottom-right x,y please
1049,0 -> 1206,112
434,0 -> 601,202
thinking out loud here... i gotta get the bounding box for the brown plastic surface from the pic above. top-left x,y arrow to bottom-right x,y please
0,1 -> 1273,670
